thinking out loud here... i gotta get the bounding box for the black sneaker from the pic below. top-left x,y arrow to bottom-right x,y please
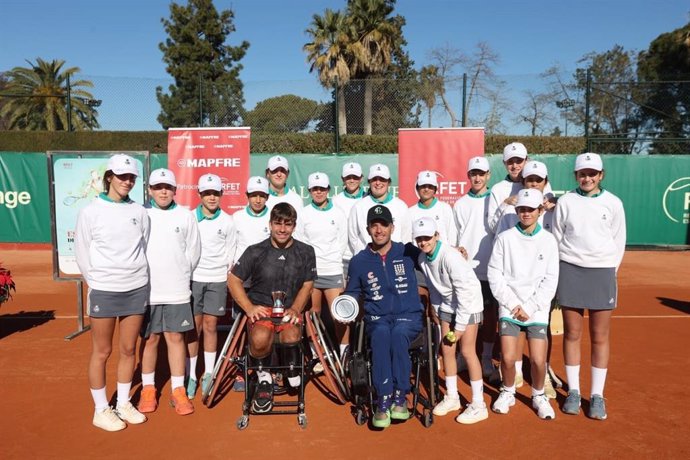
252,380 -> 274,413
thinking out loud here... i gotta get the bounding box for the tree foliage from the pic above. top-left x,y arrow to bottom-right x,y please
156,0 -> 249,129
243,95 -> 321,133
0,58 -> 98,131
637,22 -> 690,153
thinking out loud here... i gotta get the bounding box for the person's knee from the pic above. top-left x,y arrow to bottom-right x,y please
202,316 -> 218,335
164,332 -> 184,345
92,345 -> 112,362
145,333 -> 160,347
120,343 -> 137,358
249,327 -> 273,357
280,326 -> 301,345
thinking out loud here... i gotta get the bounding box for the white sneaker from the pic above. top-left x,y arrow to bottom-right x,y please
432,395 -> 461,416
93,407 -> 126,432
492,389 -> 515,414
544,374 -> 557,399
532,394 -> 556,420
455,401 -> 489,424
515,372 -> 524,388
115,401 -> 147,424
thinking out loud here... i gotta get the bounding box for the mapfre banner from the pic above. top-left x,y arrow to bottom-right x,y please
168,127 -> 250,212
398,128 -> 484,206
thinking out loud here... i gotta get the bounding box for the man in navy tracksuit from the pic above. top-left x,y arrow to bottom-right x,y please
344,204 -> 423,429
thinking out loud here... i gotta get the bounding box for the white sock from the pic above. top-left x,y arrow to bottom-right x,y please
515,360 -> 523,375
288,376 -> 301,388
503,384 -> 516,394
188,355 -> 198,381
141,372 -> 155,387
171,375 -> 185,390
90,387 -> 109,412
470,379 -> 484,404
116,381 -> 132,406
257,370 -> 273,384
203,351 -> 216,375
532,387 -> 545,397
590,366 -> 608,397
481,342 -> 493,361
565,364 -> 580,392
445,376 -> 459,399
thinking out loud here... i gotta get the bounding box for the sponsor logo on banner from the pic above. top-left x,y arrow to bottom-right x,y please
168,127 -> 250,212
398,128 -> 484,206
662,177 -> 690,224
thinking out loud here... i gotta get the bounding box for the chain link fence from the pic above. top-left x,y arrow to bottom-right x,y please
1,69 -> 688,154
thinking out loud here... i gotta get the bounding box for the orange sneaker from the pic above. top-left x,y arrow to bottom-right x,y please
137,385 -> 158,413
170,387 -> 194,416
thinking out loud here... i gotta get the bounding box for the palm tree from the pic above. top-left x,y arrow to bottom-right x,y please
304,9 -> 353,136
418,65 -> 443,127
0,58 -> 99,130
346,0 -> 399,135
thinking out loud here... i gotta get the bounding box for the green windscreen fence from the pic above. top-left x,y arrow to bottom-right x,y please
1,152 -> 688,245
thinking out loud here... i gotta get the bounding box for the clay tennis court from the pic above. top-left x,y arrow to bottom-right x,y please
1,245 -> 688,459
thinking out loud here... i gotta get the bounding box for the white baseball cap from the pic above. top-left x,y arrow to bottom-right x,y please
198,173 -> 222,193
368,163 -> 391,180
246,176 -> 269,194
416,170 -> 438,187
516,188 -> 543,209
467,156 -> 490,172
308,172 -> 330,189
342,162 -> 363,178
412,217 -> 437,239
267,155 -> 289,172
107,154 -> 138,176
503,142 -> 528,161
574,152 -> 603,172
149,168 -> 176,187
522,161 -> 548,179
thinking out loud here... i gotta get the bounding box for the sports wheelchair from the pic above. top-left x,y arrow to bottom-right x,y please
200,310 -> 349,430
345,314 -> 441,428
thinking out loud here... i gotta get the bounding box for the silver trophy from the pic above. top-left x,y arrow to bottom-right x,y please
271,290 -> 286,319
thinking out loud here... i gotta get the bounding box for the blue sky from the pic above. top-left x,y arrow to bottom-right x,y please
1,0 -> 688,132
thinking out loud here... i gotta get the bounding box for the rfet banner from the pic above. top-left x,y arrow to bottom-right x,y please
398,128 -> 484,206
167,127 -> 250,212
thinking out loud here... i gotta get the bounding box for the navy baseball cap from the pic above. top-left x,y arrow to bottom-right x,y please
367,205 -> 393,225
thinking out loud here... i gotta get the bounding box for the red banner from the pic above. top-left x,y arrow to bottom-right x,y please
398,128 -> 484,206
167,127 -> 251,212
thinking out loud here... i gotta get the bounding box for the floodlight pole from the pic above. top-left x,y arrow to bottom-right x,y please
66,75 -> 73,132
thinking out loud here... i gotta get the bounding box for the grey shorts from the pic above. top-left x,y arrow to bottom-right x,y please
142,303 -> 194,337
191,281 -> 228,317
499,320 -> 548,340
557,261 -> 617,311
87,285 -> 148,318
439,310 -> 483,332
314,274 -> 344,290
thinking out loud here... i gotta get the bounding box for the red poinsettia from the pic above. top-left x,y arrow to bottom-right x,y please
0,263 -> 16,305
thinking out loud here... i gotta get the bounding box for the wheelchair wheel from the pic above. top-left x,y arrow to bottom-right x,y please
236,414 -> 249,431
305,312 -> 348,404
297,413 -> 308,429
423,409 -> 433,428
203,314 -> 247,406
355,408 -> 367,426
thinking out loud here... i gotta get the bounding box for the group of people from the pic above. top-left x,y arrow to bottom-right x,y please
75,144 -> 625,432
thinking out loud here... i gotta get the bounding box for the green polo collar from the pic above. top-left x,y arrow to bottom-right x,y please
371,192 -> 393,204
576,187 -> 605,198
99,192 -> 133,204
468,190 -> 490,198
245,205 -> 268,217
516,222 -> 542,236
150,199 -> 177,210
196,205 -> 221,222
311,200 -> 333,211
343,188 -> 364,199
417,197 -> 438,209
426,241 -> 442,262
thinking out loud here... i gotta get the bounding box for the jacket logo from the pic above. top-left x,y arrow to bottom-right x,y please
394,263 -> 405,277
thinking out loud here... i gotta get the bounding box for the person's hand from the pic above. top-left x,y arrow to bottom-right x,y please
247,304 -> 271,323
456,246 -> 469,260
511,305 -> 528,322
504,195 -> 518,206
543,197 -> 556,211
282,308 -> 301,325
